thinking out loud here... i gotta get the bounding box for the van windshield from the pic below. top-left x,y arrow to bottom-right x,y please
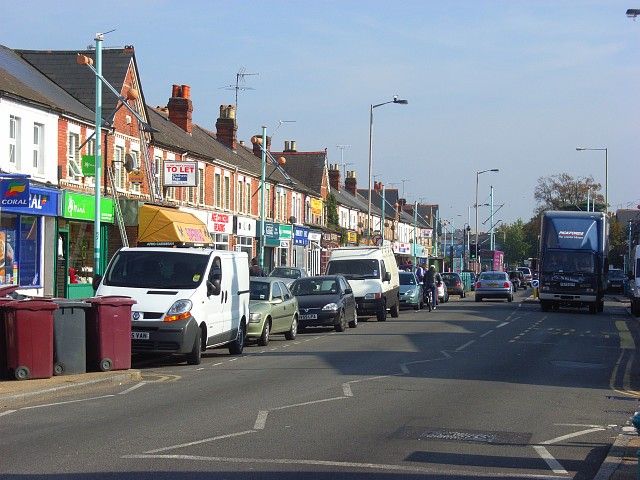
103,251 -> 209,289
327,259 -> 380,280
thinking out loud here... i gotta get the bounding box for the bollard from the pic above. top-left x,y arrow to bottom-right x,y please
531,280 -> 540,299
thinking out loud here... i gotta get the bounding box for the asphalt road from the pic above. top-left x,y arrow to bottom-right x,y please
1,289 -> 636,480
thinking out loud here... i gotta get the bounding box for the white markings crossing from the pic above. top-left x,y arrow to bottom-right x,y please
0,410 -> 16,417
480,330 -> 494,338
20,395 -> 115,410
118,382 -> 147,395
342,383 -> 353,397
541,427 -> 605,445
496,322 -> 509,328
456,340 -> 476,351
253,410 -> 268,430
143,430 -> 256,454
271,396 -> 347,411
533,446 -> 569,475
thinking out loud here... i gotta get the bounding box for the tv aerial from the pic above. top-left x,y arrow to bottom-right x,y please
220,67 -> 258,117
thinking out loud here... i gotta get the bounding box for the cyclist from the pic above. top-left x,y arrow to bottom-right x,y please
423,265 -> 442,310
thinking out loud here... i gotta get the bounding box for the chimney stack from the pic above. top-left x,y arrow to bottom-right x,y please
167,84 -> 193,134
328,163 -> 341,192
345,170 -> 357,195
215,104 -> 237,150
251,134 -> 272,158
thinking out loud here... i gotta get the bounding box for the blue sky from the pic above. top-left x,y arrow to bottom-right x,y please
2,0 -> 638,225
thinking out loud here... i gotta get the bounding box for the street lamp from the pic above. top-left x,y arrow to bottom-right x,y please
475,169 -> 499,272
576,147 -> 608,214
367,96 -> 408,236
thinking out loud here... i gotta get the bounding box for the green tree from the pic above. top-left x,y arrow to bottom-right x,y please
497,219 -> 533,266
609,217 -> 626,269
325,193 -> 339,228
534,173 -> 604,214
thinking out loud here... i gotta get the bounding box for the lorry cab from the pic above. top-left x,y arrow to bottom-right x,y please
326,246 -> 400,322
95,247 -> 249,364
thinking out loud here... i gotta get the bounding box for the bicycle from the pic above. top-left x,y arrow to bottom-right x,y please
423,287 -> 432,312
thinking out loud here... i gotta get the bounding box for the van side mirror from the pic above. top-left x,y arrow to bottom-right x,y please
208,278 -> 221,296
344,288 -> 353,295
92,274 -> 102,291
384,272 -> 391,282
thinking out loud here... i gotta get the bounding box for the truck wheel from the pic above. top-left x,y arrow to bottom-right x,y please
390,301 -> 399,318
540,300 -> 550,312
588,303 -> 597,314
377,302 -> 387,322
228,321 -> 245,355
186,327 -> 202,365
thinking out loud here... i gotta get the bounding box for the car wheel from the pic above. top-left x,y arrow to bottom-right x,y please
377,302 -> 387,322
285,315 -> 298,340
257,319 -> 270,346
228,321 -> 245,355
390,301 -> 399,318
540,300 -> 551,312
335,310 -> 346,332
186,327 -> 202,365
349,308 -> 358,328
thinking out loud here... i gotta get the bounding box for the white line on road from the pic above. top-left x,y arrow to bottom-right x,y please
228,358 -> 238,362
541,427 -> 605,445
143,430 -> 255,454
212,362 -> 223,366
342,384 -> 353,397
496,322 -> 509,328
554,423 -> 605,428
400,364 -> 409,374
456,340 -> 476,351
253,410 -> 268,430
533,446 -> 568,475
118,382 -> 147,395
0,410 -> 16,417
272,396 -> 347,411
480,330 -> 494,338
123,453 -> 569,478
20,395 -> 115,410
346,375 -> 392,385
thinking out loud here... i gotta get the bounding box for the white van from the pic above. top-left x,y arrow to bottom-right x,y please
94,247 -> 250,364
326,246 -> 400,321
631,245 -> 640,316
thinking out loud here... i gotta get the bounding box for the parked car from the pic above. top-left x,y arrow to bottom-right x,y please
463,271 -> 477,291
290,275 -> 357,331
516,266 -> 533,286
441,272 -> 465,298
399,272 -> 424,310
508,271 -> 526,291
269,266 -> 308,287
607,269 -> 626,294
475,271 -> 513,302
437,278 -> 449,303
248,277 -> 299,346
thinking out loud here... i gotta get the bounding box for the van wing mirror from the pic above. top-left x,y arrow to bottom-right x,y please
344,287 -> 353,295
92,274 -> 102,291
384,272 -> 391,282
208,278 -> 221,296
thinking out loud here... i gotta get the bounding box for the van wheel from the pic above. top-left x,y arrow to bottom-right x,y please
540,300 -> 550,312
507,295 -> 513,303
187,327 -> 202,365
285,315 -> 298,340
228,321 -> 245,355
377,302 -> 387,322
257,319 -> 270,346
390,302 -> 399,318
349,309 -> 358,328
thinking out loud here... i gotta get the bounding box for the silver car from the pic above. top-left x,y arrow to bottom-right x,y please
475,271 -> 513,302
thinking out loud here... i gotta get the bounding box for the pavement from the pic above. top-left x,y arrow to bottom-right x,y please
594,433 -> 640,480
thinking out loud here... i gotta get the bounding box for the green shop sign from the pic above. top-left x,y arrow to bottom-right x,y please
278,224 -> 292,240
63,192 -> 114,223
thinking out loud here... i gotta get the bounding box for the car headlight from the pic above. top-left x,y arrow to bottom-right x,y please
164,299 -> 193,322
408,288 -> 418,297
322,303 -> 339,311
585,288 -> 594,293
364,292 -> 382,300
249,312 -> 263,323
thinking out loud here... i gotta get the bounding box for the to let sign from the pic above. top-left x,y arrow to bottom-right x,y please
163,161 -> 198,187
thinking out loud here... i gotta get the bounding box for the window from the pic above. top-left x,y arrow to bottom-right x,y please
33,123 -> 44,173
9,115 -> 20,166
271,282 -> 283,300
67,132 -> 81,179
276,187 -> 287,221
265,184 -> 272,219
236,236 -> 253,257
224,175 -> 230,210
236,180 -> 244,213
154,156 -> 163,197
212,233 -> 229,250
129,151 -> 141,193
198,168 -> 205,205
113,146 -> 125,189
245,180 -> 251,214
18,216 -> 40,287
214,173 -> 222,208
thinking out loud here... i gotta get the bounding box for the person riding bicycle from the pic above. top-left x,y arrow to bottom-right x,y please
423,265 -> 442,310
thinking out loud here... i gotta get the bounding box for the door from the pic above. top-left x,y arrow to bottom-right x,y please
270,281 -> 287,331
280,282 -> 296,332
339,276 -> 355,319
205,256 -> 226,343
55,230 -> 69,298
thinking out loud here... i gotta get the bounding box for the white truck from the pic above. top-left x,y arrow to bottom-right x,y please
630,245 -> 640,316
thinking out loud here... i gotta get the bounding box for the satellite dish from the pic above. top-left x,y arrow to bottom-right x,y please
124,153 -> 136,173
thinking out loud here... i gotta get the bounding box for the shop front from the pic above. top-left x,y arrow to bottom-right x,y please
0,183 -> 59,297
138,204 -> 212,247
258,221 -> 281,273
307,230 -> 322,275
320,231 -> 341,275
235,216 -> 256,258
206,212 -> 234,250
393,241 -> 412,268
57,191 -> 114,299
292,225 -> 309,272
277,224 -> 292,268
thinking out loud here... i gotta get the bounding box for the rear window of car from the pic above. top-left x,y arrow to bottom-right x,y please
517,267 -> 531,275
608,270 -> 625,279
441,274 -> 459,282
479,272 -> 507,281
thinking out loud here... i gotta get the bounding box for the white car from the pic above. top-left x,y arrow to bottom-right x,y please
437,279 -> 449,303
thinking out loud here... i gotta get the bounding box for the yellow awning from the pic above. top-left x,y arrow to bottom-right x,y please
138,204 -> 213,247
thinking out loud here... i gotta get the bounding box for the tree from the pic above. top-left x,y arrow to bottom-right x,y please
534,173 -> 604,214
325,193 -> 339,228
609,217 -> 626,269
496,219 -> 533,267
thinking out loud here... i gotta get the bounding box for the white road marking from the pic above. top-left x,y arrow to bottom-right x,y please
541,427 -> 605,445
123,453 -> 568,478
496,322 -> 509,328
0,410 -> 16,417
118,382 -> 147,395
229,358 -> 238,362
195,368 -> 205,371
20,395 -> 115,410
342,384 -> 353,397
253,410 -> 268,430
400,364 -> 410,374
272,396 -> 347,411
456,340 -> 475,351
346,375 -> 393,385
480,330 -> 494,338
212,362 -> 223,366
533,446 -> 568,475
555,423 -> 605,428
143,430 -> 255,454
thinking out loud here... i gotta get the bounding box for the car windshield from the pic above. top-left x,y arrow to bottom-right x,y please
103,251 -> 209,289
479,273 -> 507,281
608,270 -> 625,279
327,259 -> 380,280
250,281 -> 270,301
270,267 -> 302,279
541,251 -> 595,273
291,278 -> 339,296
441,274 -> 458,283
399,273 -> 416,285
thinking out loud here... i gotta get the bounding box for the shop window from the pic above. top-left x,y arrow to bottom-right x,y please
236,236 -> 253,257
0,215 -> 41,287
67,132 -> 82,180
68,222 -> 95,284
213,233 -> 229,251
33,123 -> 44,173
9,115 -> 20,167
0,215 -> 18,286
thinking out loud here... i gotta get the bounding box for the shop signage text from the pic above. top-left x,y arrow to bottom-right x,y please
0,178 -> 30,208
0,186 -> 58,217
163,161 -> 197,187
293,226 -> 309,246
207,212 -> 233,234
63,192 -> 114,223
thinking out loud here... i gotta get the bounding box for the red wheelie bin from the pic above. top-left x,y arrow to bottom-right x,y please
4,299 -> 59,380
85,296 -> 136,372
0,285 -> 20,380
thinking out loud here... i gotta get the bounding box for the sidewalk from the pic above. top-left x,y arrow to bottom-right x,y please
594,434 -> 639,480
0,369 -> 141,403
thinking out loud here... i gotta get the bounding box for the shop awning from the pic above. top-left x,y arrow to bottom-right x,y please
138,204 -> 213,247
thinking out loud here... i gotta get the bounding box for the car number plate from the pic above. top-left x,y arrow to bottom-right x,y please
560,282 -> 574,287
300,314 -> 317,320
487,282 -> 498,287
131,331 -> 149,340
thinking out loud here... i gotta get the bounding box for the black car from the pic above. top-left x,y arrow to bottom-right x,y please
290,275 -> 357,332
607,269 -> 626,293
441,272 -> 465,298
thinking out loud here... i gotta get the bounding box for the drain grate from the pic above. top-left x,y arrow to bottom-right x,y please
392,426 -> 531,445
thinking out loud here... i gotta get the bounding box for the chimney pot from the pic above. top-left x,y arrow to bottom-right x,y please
216,104 -> 238,150
167,84 -> 193,133
284,140 -> 290,151
181,84 -> 191,99
171,84 -> 181,98
290,140 -> 297,152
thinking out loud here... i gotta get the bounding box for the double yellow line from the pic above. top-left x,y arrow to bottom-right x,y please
610,321 -> 640,397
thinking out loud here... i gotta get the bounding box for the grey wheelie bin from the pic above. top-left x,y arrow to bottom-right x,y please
52,299 -> 89,375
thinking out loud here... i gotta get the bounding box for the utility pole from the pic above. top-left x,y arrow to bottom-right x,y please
412,201 -> 417,271
93,33 -> 103,277
259,126 -> 267,269
490,185 -> 495,251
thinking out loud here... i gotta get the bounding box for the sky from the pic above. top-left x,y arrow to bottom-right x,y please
2,0 -> 639,225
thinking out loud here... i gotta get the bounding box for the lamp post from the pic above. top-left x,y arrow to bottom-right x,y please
576,147 -> 608,214
475,169 -> 499,272
93,33 -> 103,277
259,126 -> 267,269
367,96 -> 408,237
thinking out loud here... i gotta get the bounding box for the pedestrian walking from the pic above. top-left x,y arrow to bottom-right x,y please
249,257 -> 265,277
